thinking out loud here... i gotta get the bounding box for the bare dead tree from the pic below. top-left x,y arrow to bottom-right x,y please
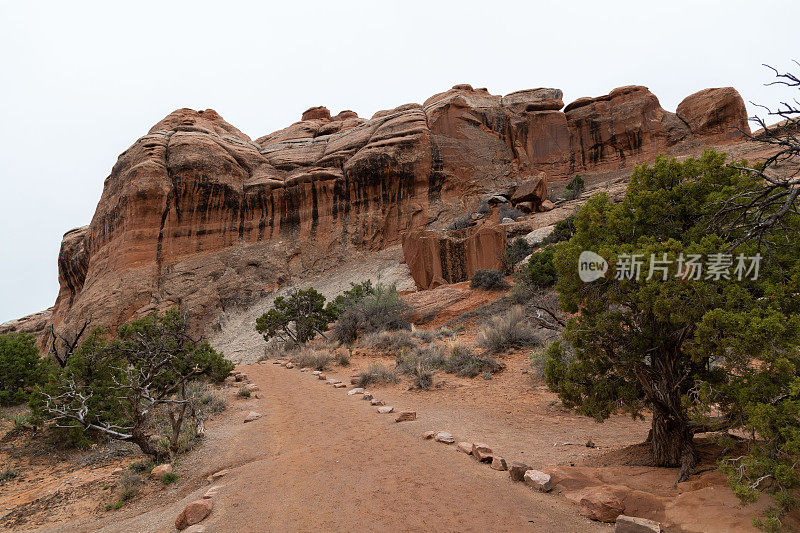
49,319 -> 91,368
716,62 -> 800,249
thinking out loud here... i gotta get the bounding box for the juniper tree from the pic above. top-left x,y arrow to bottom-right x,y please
544,150 -> 800,527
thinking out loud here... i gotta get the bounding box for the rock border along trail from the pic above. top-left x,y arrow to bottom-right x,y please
71,359 -> 607,532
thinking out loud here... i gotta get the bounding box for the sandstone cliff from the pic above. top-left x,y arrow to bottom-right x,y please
18,83 -> 749,348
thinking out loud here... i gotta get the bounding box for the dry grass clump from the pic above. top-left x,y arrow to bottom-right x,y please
289,348 -> 331,371
478,306 -> 538,353
444,342 -> 504,377
116,470 -> 143,502
362,330 -> 417,354
355,364 -> 400,387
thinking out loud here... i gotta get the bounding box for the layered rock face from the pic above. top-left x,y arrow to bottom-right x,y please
41,84 -> 750,345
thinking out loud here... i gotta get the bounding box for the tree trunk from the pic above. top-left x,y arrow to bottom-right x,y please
651,407 -> 696,483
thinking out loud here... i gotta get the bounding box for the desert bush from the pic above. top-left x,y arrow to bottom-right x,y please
408,362 -> 435,390
411,329 -> 435,343
445,343 -> 503,378
507,237 -> 533,266
256,287 -> 336,346
355,364 -> 400,387
194,384 -> 227,416
0,467 -> 18,484
470,269 -> 509,290
498,204 -> 523,222
331,285 -> 411,344
289,348 -> 331,371
397,345 -> 447,375
330,309 -> 360,344
334,348 -> 351,366
0,332 -> 49,406
326,280 -> 375,316
161,472 -> 178,485
116,470 -> 143,502
510,246 -> 558,303
561,175 -> 585,200
437,327 -> 456,339
478,307 -> 538,353
128,459 -> 154,474
237,386 -> 251,398
447,213 -> 473,231
12,412 -> 34,432
361,330 -> 416,355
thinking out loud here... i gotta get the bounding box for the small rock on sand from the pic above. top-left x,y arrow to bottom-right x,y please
370,399 -> 384,406
508,462 -> 530,482
423,431 -> 436,440
334,382 -> 346,388
490,456 -> 508,470
395,411 -> 416,422
471,443 -> 493,462
150,463 -> 172,478
615,515 -> 661,532
243,411 -> 262,423
524,470 -> 553,492
457,442 -> 473,454
175,499 -> 212,530
348,388 -> 365,395
377,406 -> 394,414
435,431 -> 454,444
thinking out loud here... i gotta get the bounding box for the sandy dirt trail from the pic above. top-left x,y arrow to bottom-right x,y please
57,362 -> 608,533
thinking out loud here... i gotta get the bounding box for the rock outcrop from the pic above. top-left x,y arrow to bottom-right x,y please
35,83 -> 749,346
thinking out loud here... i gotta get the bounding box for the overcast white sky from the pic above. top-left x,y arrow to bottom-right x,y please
1,0 -> 798,323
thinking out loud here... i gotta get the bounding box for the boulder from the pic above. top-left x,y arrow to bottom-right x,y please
434,431 -> 455,444
377,406 -> 394,414
175,499 -> 212,530
501,88 -> 564,113
150,463 -> 172,478
579,487 -> 625,522
524,470 -> 553,492
676,87 -> 750,139
402,226 -> 507,290
490,456 -> 508,471
511,172 -> 548,206
301,106 -> 331,121
522,226 -> 555,247
395,411 -> 416,422
508,462 -> 530,482
615,515 -> 661,532
457,442 -> 473,454
471,443 -> 493,462
243,411 -> 262,423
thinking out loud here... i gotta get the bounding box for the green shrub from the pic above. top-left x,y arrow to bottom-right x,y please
334,349 -> 351,366
396,346 -> 447,375
326,281 -> 375,316
161,472 -> 178,485
237,386 -> 251,398
129,459 -> 154,474
362,330 -> 416,354
408,363 -> 434,390
411,329 -> 435,343
470,269 -> 509,290
561,175 -> 585,200
478,307 -> 538,353
355,364 -> 400,387
541,216 -> 575,245
0,332 -> 48,406
256,288 -> 336,346
507,237 -> 534,266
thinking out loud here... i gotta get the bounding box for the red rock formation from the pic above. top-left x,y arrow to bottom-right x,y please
402,226 -> 507,290
676,87 -> 750,139
37,83 -> 750,344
